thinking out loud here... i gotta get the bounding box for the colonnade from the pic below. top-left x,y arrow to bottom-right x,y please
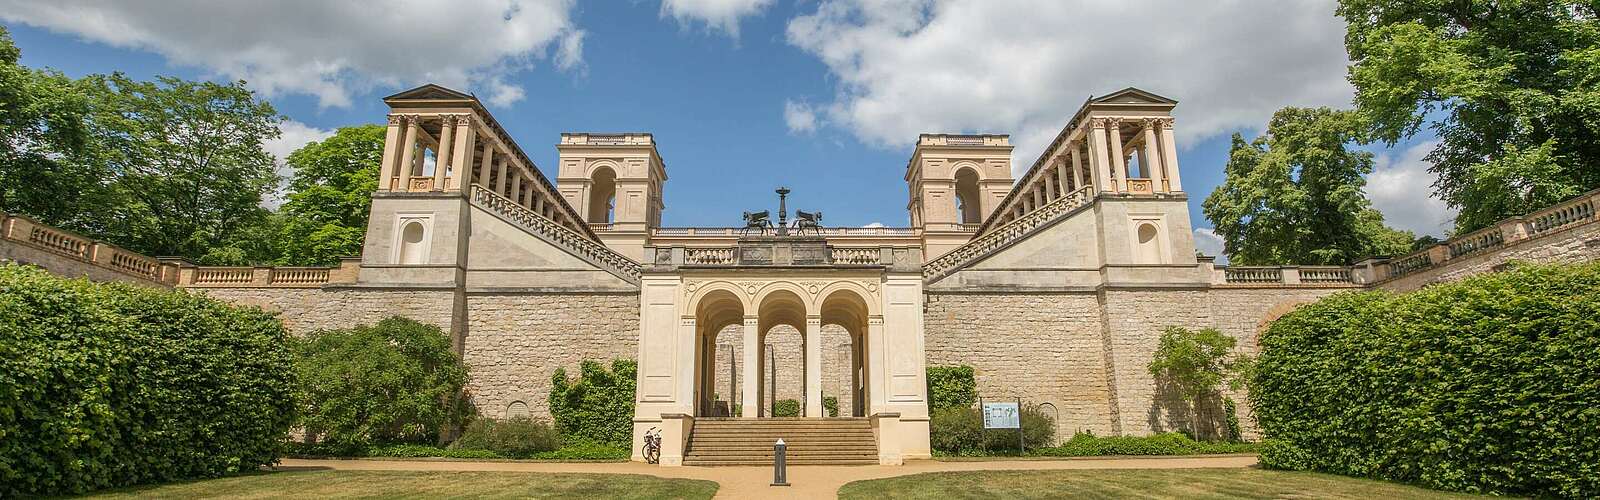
997,116 -> 1184,225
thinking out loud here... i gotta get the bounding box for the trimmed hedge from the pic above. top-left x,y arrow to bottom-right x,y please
450,417 -> 560,457
1252,262 -> 1600,498
283,442 -> 628,461
1031,432 -> 1258,457
772,399 -> 801,417
0,264 -> 296,497
549,359 -> 636,447
926,365 -> 977,412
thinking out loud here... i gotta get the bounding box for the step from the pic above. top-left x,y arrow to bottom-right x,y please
682,458 -> 880,466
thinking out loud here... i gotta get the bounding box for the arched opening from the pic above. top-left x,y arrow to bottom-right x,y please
820,289 -> 871,417
398,221 -> 426,264
1135,222 -> 1162,264
954,167 -> 982,225
588,166 -> 617,224
757,289 -> 807,417
695,289 -> 744,417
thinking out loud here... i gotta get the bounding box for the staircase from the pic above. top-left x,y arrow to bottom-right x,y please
683,418 -> 878,466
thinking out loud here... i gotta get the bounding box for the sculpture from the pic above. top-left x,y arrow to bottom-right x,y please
742,210 -> 773,235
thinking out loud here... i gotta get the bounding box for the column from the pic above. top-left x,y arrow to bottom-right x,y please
1044,170 -> 1057,200
1070,144 -> 1085,192
1056,158 -> 1070,195
867,316 -> 887,414
741,316 -> 760,418
805,316 -> 822,417
378,115 -> 403,191
450,115 -> 476,191
495,150 -> 509,196
434,116 -> 454,191
1108,119 -> 1127,192
1143,119 -> 1164,192
1089,120 -> 1112,193
1158,117 -> 1183,192
477,140 -> 495,191
396,116 -> 419,191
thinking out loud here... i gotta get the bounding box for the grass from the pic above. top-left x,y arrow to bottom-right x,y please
79,470 -> 718,500
837,469 -> 1487,500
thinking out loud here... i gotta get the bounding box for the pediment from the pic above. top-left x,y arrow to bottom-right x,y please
1090,87 -> 1177,105
384,84 -> 474,102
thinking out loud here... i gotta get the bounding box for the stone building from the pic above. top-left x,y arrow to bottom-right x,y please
6,84 -> 1599,466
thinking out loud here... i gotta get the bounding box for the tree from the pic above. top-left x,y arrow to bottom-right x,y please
1203,107 -> 1415,265
1339,0 -> 1600,233
294,316 -> 472,449
0,26 -> 118,236
81,73 -> 282,261
276,125 -> 384,266
1147,326 -> 1251,440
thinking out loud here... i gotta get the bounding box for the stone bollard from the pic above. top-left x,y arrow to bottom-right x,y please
771,438 -> 790,487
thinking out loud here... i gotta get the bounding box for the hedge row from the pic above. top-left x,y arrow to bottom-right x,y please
1032,432 -> 1258,457
0,264 -> 296,497
1252,262 -> 1600,498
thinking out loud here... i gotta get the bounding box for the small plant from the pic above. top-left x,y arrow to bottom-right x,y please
549,359 -> 637,446
451,417 -> 561,457
823,396 -> 839,417
1146,326 -> 1251,440
772,399 -> 801,417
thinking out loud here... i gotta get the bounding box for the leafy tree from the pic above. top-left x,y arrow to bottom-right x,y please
294,316 -> 472,449
1203,107 -> 1415,265
0,26 -> 118,236
1147,326 -> 1251,440
1339,0 -> 1600,232
81,72 -> 282,261
276,125 -> 384,266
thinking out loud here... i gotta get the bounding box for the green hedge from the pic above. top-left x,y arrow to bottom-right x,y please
1252,263 -> 1600,498
284,442 -> 628,461
0,264 -> 296,497
926,365 -> 976,412
294,316 -> 471,448
1031,432 -> 1258,457
450,417 -> 560,457
549,359 -> 636,447
772,399 -> 801,417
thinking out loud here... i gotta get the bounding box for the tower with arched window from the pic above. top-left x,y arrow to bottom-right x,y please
904,134 -> 1015,259
557,133 -> 667,260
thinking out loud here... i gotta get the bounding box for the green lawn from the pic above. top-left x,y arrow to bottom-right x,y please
78,470 -> 718,500
837,469 -> 1487,500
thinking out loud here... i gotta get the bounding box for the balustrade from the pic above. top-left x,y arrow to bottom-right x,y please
830,247 -> 878,265
1448,227 -> 1505,258
109,251 -> 159,280
685,247 -> 737,265
193,268 -> 253,285
1223,267 -> 1282,284
271,268 -> 331,285
1299,267 -> 1353,284
1387,253 -> 1433,278
1529,197 -> 1596,235
29,226 -> 89,259
469,185 -> 640,282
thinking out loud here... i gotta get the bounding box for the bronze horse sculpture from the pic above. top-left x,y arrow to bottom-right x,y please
794,210 -> 823,235
742,210 -> 773,235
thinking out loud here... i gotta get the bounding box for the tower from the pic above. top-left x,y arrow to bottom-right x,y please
904,134 -> 1014,260
557,133 -> 667,261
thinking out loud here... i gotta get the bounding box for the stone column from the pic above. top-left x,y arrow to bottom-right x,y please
397,116 -> 419,191
1089,120 -> 1112,193
866,316 -> 887,415
1070,144 -> 1085,192
478,140 -> 495,191
1108,119 -> 1127,192
450,116 -> 476,191
434,116 -> 455,192
379,115 -> 403,191
495,150 -> 509,196
741,316 -> 760,418
1142,119 -> 1164,192
805,316 -> 823,417
1055,158 -> 1069,194
1158,117 -> 1183,192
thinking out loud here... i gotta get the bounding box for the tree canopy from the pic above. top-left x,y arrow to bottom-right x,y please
276,125 -> 385,266
1340,0 -> 1600,232
1203,107 -> 1415,265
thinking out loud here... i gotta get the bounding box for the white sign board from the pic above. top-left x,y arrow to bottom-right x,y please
982,402 -> 1019,429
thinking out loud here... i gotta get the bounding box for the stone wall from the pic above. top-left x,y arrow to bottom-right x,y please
1380,220 -> 1600,292
463,292 -> 640,420
708,324 -> 856,416
195,287 -> 458,334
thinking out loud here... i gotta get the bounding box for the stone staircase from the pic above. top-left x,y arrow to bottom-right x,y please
683,418 -> 878,466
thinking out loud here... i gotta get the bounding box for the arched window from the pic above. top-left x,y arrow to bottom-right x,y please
1135,222 -> 1162,264
954,167 -> 982,224
588,166 -> 617,223
506,401 -> 530,419
399,221 -> 426,264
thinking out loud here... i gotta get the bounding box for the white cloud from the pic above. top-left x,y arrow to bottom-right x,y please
784,99 -> 820,134
1193,227 -> 1228,264
785,0 -> 1355,177
0,0 -> 585,108
261,120 -> 335,208
1366,140 -> 1456,238
660,0 -> 775,38
861,222 -> 885,228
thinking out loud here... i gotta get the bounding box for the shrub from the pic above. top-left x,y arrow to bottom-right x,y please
926,365 -> 977,412
451,417 -> 561,457
294,316 -> 472,448
1252,263 -> 1600,498
549,359 -> 636,446
823,396 -> 839,417
1146,326 -> 1250,440
0,264 -> 296,497
1032,431 -> 1259,457
929,405 -> 1054,454
772,399 -> 801,417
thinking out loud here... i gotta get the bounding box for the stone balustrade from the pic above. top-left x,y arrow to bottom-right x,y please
684,247 -> 737,265
1212,265 -> 1358,286
653,226 -> 918,237
1372,188 -> 1600,281
650,242 -> 912,269
830,247 -> 880,265
180,259 -> 359,288
924,185 -> 1095,281
2,213 -> 182,285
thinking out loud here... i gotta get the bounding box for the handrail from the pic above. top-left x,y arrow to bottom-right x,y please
924,185 -> 1095,281
470,184 -> 641,283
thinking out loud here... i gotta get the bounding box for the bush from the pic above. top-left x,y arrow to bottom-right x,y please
772,399 -> 801,417
451,417 -> 561,457
926,365 -> 977,412
294,316 -> 472,448
0,264 -> 296,497
1033,432 -> 1259,457
823,396 -> 839,417
1252,263 -> 1600,498
549,359 -> 636,446
929,405 -> 1054,454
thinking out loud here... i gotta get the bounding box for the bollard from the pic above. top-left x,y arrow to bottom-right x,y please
771,438 -> 790,486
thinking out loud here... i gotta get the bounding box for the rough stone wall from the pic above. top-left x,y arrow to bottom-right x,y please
194,287 -> 458,334
1,241 -> 167,287
924,292 -> 1115,441
1380,221 -> 1600,292
706,324 -> 855,417
463,292 -> 639,420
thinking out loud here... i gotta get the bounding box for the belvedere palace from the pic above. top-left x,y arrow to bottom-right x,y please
6,85 -> 1599,466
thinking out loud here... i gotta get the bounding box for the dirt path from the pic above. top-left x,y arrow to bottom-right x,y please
276,455 -> 1258,499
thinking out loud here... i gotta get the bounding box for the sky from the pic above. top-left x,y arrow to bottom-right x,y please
0,0 -> 1458,260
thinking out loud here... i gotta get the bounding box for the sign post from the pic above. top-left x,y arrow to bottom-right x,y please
981,399 -> 1023,453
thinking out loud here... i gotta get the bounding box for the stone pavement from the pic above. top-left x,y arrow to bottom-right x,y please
276,454 -> 1258,499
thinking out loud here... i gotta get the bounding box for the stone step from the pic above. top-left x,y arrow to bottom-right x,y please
684,418 -> 878,467
681,457 -> 880,466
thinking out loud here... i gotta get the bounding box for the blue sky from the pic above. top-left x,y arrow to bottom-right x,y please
0,1 -> 1455,257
